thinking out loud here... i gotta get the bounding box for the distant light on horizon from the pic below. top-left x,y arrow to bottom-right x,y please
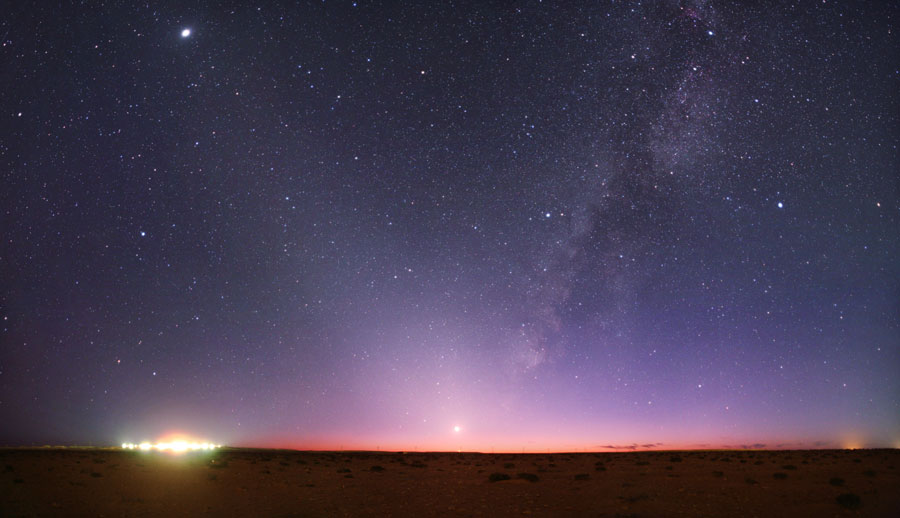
122,441 -> 221,453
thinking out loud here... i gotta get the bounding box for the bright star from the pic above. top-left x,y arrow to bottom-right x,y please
454,425 -> 461,433
777,202 -> 784,209
181,28 -> 191,38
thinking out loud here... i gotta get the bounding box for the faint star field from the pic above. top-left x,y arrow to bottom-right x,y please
0,1 -> 897,451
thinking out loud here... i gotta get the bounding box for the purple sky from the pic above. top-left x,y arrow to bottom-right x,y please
1,1 -> 898,452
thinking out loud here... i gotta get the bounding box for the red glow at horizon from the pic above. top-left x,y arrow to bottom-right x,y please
237,435 -> 846,454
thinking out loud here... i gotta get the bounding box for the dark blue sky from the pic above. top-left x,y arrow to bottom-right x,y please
1,1 -> 897,451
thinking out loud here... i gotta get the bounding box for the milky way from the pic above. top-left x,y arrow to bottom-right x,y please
1,1 -> 897,451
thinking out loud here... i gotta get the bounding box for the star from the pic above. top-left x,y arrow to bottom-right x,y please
181,28 -> 191,38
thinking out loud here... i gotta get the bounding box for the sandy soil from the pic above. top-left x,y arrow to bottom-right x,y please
1,448 -> 897,517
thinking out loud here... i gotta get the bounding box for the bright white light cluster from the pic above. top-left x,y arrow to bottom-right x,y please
121,441 -> 222,453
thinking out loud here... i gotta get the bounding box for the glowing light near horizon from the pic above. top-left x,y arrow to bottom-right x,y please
121,441 -> 222,453
454,425 -> 461,433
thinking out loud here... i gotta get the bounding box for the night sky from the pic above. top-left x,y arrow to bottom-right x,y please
1,1 -> 898,452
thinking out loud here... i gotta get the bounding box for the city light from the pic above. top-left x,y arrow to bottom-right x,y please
121,441 -> 222,453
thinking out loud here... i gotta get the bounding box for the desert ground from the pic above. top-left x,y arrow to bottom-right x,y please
1,448 -> 897,517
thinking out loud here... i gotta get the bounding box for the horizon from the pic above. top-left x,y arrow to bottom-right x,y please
2,433 -> 896,453
5,444 -> 898,454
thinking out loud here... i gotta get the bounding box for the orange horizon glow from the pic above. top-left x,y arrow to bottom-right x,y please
235,437 -> 858,454
112,428 -> 892,454
216,444 -> 880,454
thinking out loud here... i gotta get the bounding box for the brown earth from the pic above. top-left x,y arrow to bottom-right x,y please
1,448 -> 898,517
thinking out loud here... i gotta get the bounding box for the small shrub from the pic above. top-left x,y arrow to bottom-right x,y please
635,461 -> 649,466
337,468 -> 351,473
489,472 -> 511,482
13,478 -> 24,484
503,462 -> 515,469
773,472 -> 788,480
370,465 -> 385,472
90,472 -> 102,478
829,477 -> 844,486
207,473 -> 217,481
782,465 -> 796,470
620,493 -> 649,504
574,473 -> 590,481
745,477 -> 758,485
517,472 -> 539,482
836,493 -> 861,510
863,469 -> 876,477
670,456 -> 682,462
712,471 -> 724,478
